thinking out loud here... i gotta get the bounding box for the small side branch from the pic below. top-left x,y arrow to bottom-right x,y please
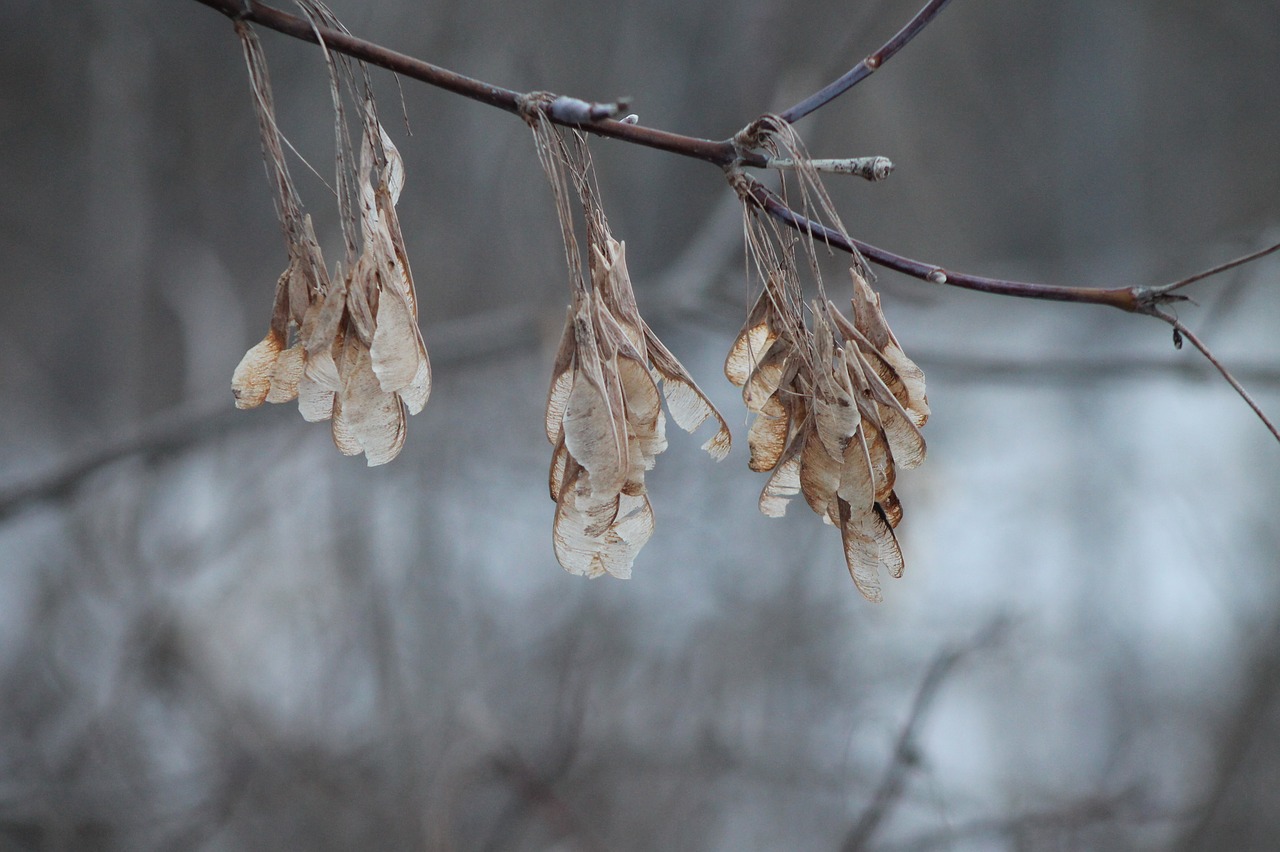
1153,314 -> 1280,443
779,0 -> 956,124
1138,240 -> 1280,300
766,156 -> 895,182
744,179 -> 1139,310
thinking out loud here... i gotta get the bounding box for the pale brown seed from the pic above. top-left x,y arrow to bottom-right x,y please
231,330 -> 285,410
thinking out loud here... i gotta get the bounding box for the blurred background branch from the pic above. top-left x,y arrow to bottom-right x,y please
842,617 -> 1009,851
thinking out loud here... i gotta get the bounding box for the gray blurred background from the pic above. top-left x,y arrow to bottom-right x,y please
2,1 -> 1279,849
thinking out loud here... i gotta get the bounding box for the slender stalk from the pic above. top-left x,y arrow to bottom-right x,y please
779,0 -> 956,124
1143,240 -> 1280,297
747,181 -> 1140,310
1157,315 -> 1280,443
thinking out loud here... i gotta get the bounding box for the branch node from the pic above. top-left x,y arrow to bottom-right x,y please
927,268 -> 947,284
516,90 -> 557,126
1133,287 -> 1194,312
731,114 -> 782,162
546,95 -> 633,124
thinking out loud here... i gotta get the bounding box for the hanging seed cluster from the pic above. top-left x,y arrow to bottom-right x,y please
725,274 -> 928,601
527,104 -> 730,578
722,116 -> 930,601
227,9 -> 928,598
230,9 -> 430,466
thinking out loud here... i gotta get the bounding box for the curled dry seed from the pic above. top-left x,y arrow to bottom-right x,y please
307,117 -> 431,465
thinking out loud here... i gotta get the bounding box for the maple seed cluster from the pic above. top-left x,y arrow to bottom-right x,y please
725,272 -> 928,602
722,114 -> 929,600
228,21 -> 930,597
547,238 -> 731,578
530,110 -> 730,579
229,20 -> 430,466
232,124 -> 430,465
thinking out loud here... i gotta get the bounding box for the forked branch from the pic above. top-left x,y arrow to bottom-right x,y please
842,618 -> 1009,851
191,0 -> 1280,442
191,0 -> 1222,311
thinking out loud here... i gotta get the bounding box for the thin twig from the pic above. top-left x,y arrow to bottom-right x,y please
746,180 -> 1140,309
779,0 -> 956,124
1141,240 -> 1280,297
1153,314 -> 1280,443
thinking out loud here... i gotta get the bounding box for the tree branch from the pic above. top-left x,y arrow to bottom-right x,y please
189,0 -> 1280,443
778,0 -> 957,124
188,0 -> 1248,314
1156,315 -> 1280,443
193,0 -> 744,166
745,180 -> 1142,310
0,400 -> 235,521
